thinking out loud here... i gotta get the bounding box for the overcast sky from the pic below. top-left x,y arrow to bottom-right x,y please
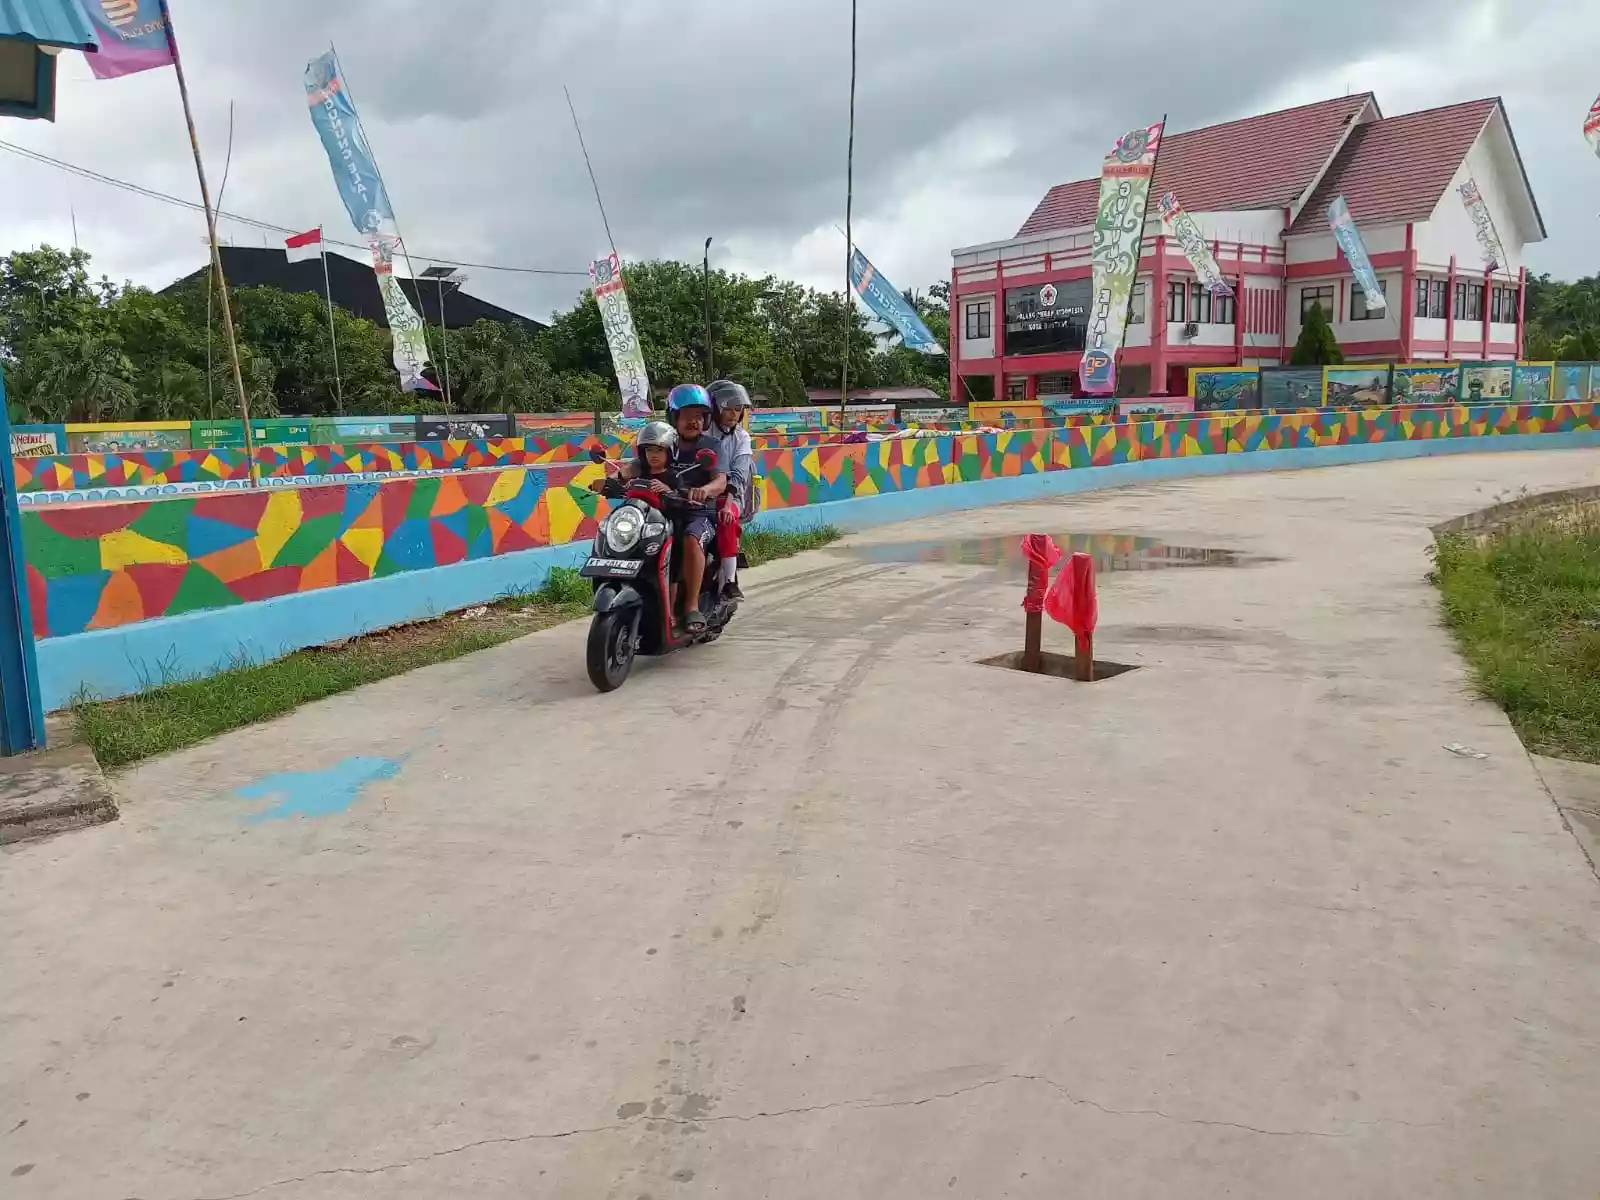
3,0 -> 1596,321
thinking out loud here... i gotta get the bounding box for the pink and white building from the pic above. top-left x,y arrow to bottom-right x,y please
949,93 -> 1546,400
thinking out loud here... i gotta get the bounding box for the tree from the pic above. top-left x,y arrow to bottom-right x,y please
449,320 -> 558,413
1290,302 -> 1343,366
19,327 -> 138,423
0,243 -> 960,421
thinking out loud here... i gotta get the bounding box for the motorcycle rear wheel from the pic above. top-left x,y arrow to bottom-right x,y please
586,610 -> 637,692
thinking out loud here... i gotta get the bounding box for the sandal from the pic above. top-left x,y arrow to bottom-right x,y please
686,608 -> 707,633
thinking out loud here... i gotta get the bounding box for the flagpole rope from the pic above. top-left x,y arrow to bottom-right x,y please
0,140 -> 590,278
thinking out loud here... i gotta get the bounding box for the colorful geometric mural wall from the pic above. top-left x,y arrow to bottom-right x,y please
23,403 -> 1600,640
23,463 -> 606,639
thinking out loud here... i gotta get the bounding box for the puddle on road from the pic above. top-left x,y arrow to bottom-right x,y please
841,532 -> 1275,573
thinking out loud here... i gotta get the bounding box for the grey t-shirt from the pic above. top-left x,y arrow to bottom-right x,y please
672,434 -> 728,518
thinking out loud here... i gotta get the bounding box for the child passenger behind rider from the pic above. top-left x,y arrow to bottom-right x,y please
602,388 -> 728,633
705,379 -> 755,601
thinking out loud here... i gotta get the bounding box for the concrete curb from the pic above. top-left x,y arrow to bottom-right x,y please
0,741 -> 118,846
1431,483 -> 1600,537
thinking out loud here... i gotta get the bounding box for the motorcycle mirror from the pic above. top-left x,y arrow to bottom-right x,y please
695,448 -> 717,469
588,447 -> 607,464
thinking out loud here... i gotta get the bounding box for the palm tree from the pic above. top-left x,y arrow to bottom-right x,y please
24,328 -> 138,423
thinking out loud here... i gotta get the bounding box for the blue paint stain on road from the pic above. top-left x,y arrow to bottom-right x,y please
234,756 -> 404,823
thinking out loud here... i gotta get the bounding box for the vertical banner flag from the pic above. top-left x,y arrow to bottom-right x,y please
590,254 -> 653,417
849,248 -> 944,354
1586,91 -> 1600,158
304,51 -> 434,392
1458,179 -> 1506,272
80,0 -> 175,79
1082,121 -> 1163,395
1326,195 -> 1386,312
1157,192 -> 1233,297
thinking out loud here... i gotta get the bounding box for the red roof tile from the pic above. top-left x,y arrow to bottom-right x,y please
1287,98 -> 1500,235
1017,94 -> 1376,237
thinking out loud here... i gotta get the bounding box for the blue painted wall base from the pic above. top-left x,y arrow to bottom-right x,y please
37,429 -> 1600,710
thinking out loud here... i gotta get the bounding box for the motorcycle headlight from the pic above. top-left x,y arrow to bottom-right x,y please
604,506 -> 643,553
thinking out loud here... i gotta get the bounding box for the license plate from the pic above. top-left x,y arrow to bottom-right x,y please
580,557 -> 642,578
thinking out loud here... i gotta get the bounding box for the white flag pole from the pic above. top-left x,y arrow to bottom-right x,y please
318,228 -> 345,415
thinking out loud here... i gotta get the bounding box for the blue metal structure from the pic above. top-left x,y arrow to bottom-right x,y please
0,374 -> 45,752
0,0 -> 97,48
0,0 -> 99,120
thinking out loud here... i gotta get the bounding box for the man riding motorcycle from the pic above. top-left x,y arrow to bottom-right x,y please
602,385 -> 728,632
706,379 -> 755,601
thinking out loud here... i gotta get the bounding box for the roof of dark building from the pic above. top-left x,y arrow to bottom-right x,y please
162,247 -> 546,335
1017,94 -> 1377,237
1287,98 -> 1533,235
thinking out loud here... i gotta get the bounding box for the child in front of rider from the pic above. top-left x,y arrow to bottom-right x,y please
706,379 -> 754,601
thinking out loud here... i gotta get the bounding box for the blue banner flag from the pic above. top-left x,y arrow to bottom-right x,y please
849,249 -> 944,355
304,51 -> 393,236
1326,195 -> 1386,313
80,0 -> 174,79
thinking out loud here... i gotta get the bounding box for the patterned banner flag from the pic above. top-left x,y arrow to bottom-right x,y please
370,234 -> 435,394
590,255 -> 653,417
1326,195 -> 1386,311
1157,192 -> 1233,297
79,0 -> 175,79
849,248 -> 944,355
1081,121 -> 1163,395
1457,179 -> 1506,273
1586,91 -> 1600,158
304,51 -> 434,392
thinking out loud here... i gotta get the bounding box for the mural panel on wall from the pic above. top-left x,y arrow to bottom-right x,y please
1511,362 -> 1554,404
1391,364 -> 1461,405
1324,366 -> 1392,407
1258,368 -> 1323,410
1459,362 -> 1513,402
1190,369 -> 1261,412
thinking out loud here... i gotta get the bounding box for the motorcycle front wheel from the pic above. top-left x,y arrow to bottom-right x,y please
586,610 -> 637,692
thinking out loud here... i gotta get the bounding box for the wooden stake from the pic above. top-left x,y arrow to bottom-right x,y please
1075,631 -> 1094,682
159,0 -> 257,481
1022,609 -> 1042,674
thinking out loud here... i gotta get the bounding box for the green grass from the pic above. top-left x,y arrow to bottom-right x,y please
71,525 -> 841,769
743,524 -> 840,566
1433,514 -> 1600,763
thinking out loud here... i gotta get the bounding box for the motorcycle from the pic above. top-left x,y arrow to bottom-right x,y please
579,447 -> 740,692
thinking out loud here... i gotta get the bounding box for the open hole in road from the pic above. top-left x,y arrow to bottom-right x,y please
977,651 -> 1139,683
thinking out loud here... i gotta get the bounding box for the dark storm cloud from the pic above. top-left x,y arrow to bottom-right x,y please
1,0 -> 1589,324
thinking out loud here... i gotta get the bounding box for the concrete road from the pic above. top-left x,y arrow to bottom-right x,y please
5,450 -> 1600,1200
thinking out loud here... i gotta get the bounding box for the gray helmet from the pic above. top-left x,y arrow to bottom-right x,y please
707,379 -> 752,411
634,420 -> 678,457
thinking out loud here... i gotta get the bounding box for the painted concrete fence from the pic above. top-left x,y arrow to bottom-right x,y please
25,401 -> 1600,649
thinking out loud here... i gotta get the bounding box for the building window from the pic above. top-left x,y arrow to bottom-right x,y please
1490,285 -> 1518,324
1300,285 -> 1334,320
964,299 -> 992,341
1350,280 -> 1387,321
1213,290 -> 1236,326
1168,280 -> 1187,323
1415,279 -> 1430,319
1454,282 -> 1486,322
1187,282 -> 1213,324
1005,375 -> 1028,401
1429,280 -> 1447,319
1129,283 -> 1146,325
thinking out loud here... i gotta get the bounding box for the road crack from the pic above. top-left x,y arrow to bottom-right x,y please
177,1073 -> 1434,1198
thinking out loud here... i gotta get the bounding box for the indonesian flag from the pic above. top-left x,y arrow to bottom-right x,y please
285,228 -> 324,263
1587,91 -> 1600,159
